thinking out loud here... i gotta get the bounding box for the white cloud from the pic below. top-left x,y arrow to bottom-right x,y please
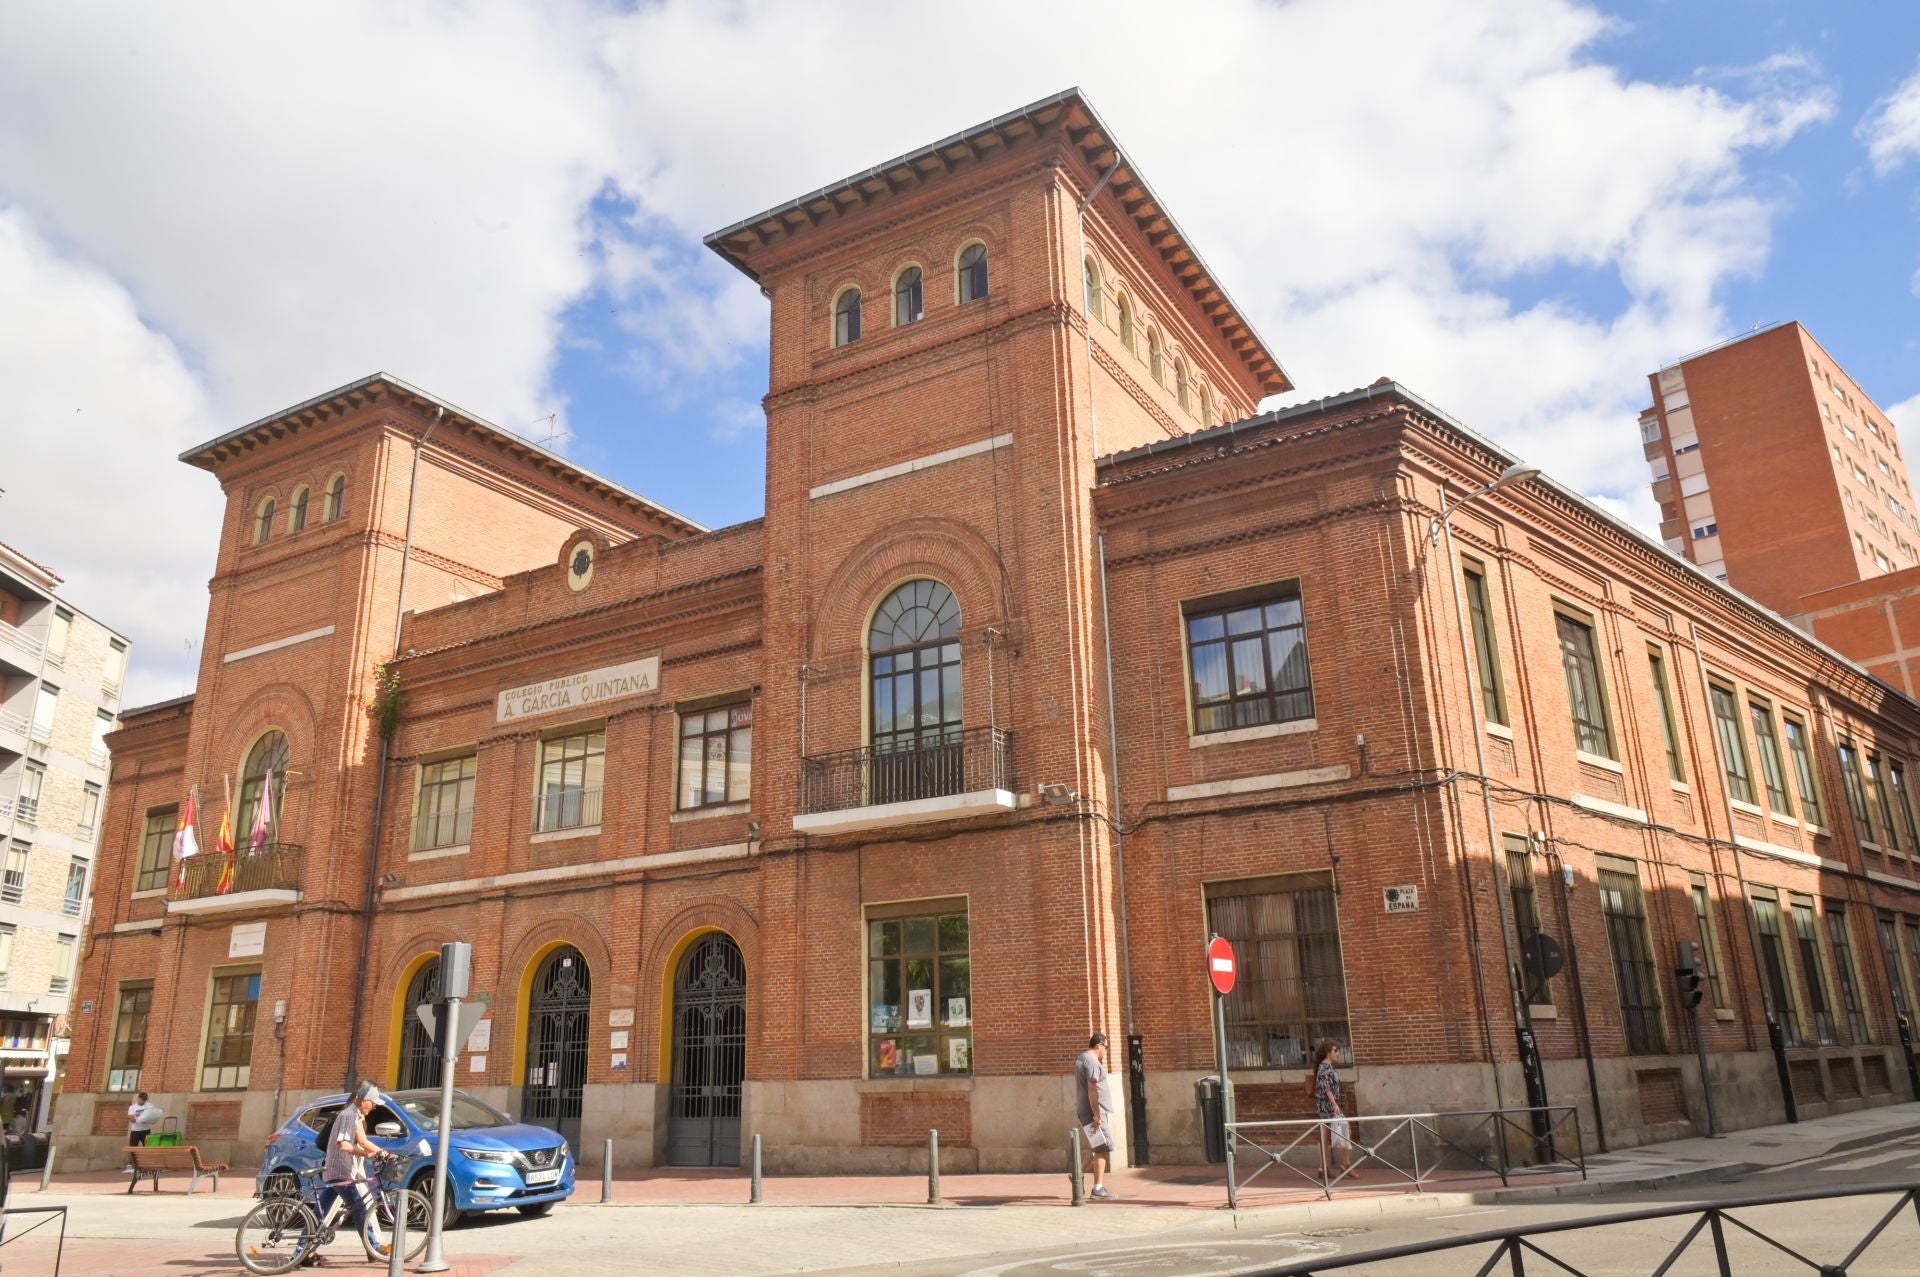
0,207 -> 222,705
1862,59 -> 1920,174
1889,393 -> 1920,469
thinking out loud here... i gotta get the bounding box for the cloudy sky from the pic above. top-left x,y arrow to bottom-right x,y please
3,0 -> 1919,706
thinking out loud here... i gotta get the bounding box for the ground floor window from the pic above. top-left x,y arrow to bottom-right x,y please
867,902 -> 971,1077
107,983 -> 152,1093
1597,862 -> 1666,1055
1206,872 -> 1349,1069
201,969 -> 260,1091
1752,894 -> 1802,1047
1824,903 -> 1870,1045
1789,897 -> 1837,1046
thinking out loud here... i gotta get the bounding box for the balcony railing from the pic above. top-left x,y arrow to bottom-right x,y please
799,727 -> 1013,823
87,746 -> 108,768
535,786 -> 602,834
413,806 -> 473,851
171,843 -> 303,902
12,795 -> 36,824
0,621 -> 42,661
0,709 -> 27,739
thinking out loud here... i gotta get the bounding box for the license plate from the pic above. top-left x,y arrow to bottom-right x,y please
525,1168 -> 561,1185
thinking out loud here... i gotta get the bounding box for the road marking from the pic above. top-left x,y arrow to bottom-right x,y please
955,1235 -> 1341,1277
1431,1209 -> 1506,1219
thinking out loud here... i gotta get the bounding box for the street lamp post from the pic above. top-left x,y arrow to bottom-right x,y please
1429,463 -> 1552,1129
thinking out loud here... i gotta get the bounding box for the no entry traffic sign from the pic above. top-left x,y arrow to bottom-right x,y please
1207,934 -> 1236,997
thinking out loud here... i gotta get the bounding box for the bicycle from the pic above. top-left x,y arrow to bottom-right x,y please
235,1151 -> 432,1274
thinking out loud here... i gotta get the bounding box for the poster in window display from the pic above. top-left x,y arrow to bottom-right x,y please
947,1038 -> 971,1071
906,988 -> 933,1029
877,1039 -> 898,1073
870,1004 -> 898,1033
945,997 -> 969,1026
913,1053 -> 938,1076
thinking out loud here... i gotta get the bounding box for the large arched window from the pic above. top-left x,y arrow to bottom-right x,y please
254,498 -> 276,546
236,730 -> 290,848
397,957 -> 442,1090
834,287 -> 862,346
869,580 -> 963,757
324,474 -> 346,522
1117,295 -> 1134,352
957,243 -> 988,304
1083,257 -> 1103,320
1148,329 -> 1164,384
894,266 -> 923,326
288,485 -> 310,534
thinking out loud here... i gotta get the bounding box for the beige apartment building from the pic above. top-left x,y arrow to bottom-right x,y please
0,538 -> 128,1136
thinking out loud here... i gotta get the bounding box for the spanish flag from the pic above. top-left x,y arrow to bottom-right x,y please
214,787 -> 236,894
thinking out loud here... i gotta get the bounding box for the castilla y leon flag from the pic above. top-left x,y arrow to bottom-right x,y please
170,788 -> 201,888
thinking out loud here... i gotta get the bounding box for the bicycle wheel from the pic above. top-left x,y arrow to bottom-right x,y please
235,1198 -> 319,1275
363,1187 -> 433,1263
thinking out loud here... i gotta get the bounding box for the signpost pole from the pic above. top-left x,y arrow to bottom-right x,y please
1207,934 -> 1237,1210
416,942 -> 471,1274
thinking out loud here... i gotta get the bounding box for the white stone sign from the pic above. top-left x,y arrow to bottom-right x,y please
1383,884 -> 1420,914
497,657 -> 659,724
229,922 -> 266,957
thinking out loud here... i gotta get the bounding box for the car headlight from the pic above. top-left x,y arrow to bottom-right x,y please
458,1148 -> 515,1164
558,1141 -> 570,1163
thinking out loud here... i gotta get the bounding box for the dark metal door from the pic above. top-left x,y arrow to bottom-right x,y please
667,934 -> 746,1166
397,959 -> 442,1091
521,946 -> 589,1148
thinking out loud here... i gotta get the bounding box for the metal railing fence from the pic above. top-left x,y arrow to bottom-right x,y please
1226,1104 -> 1584,1205
800,726 -> 1011,814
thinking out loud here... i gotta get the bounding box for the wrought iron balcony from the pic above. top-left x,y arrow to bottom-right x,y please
413,805 -> 473,851
535,786 -> 601,834
167,843 -> 303,912
796,727 -> 1015,835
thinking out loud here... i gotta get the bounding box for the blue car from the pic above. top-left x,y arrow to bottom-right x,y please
256,1089 -> 574,1225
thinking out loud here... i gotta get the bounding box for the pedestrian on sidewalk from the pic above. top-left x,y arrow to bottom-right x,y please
124,1093 -> 163,1173
1308,1040 -> 1351,1181
1075,1033 -> 1119,1200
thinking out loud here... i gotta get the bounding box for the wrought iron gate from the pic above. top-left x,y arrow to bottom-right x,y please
667,933 -> 746,1166
397,959 -> 442,1091
521,946 -> 589,1148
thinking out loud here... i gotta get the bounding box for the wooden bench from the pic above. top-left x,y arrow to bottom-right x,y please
126,1145 -> 228,1195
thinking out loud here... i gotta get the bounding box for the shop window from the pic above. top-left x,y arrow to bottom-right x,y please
867,904 -> 970,1077
1205,872 -> 1349,1069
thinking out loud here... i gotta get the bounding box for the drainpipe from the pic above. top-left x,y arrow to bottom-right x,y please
344,410 -> 441,1087
1096,533 -> 1144,1162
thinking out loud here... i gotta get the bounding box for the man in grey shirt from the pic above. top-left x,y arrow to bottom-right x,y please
321,1083 -> 387,1239
1074,1033 -> 1118,1199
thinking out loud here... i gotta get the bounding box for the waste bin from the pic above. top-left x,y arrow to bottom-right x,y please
1195,1076 -> 1226,1163
149,1117 -> 182,1148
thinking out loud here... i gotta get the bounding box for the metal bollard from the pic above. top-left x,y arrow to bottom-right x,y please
750,1133 -> 762,1205
385,1189 -> 407,1277
37,1144 -> 54,1192
601,1138 -> 613,1203
927,1128 -> 941,1205
1069,1126 -> 1085,1206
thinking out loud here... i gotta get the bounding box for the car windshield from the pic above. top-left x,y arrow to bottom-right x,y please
394,1094 -> 512,1131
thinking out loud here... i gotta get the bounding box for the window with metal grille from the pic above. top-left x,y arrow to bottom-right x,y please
1689,876 -> 1729,1008
536,731 -> 605,832
1784,718 -> 1825,827
1463,563 -> 1508,726
107,983 -> 152,1092
1597,864 -> 1666,1054
1649,649 -> 1685,782
1825,904 -> 1870,1045
1185,587 -> 1313,736
1709,683 -> 1755,805
1205,873 -> 1349,1069
201,969 -> 260,1090
867,904 -> 970,1077
1556,613 -> 1615,758
397,958 -> 443,1091
1752,895 -> 1802,1046
1748,701 -> 1793,815
1506,842 -> 1552,1005
413,755 -> 475,850
678,702 -> 752,810
957,243 -> 988,304
1789,898 -> 1836,1045
1839,742 -> 1874,841
136,807 -> 177,893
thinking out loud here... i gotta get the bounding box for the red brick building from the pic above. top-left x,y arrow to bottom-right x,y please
60,91 -> 1920,1178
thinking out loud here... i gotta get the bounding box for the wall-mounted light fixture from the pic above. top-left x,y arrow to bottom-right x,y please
1037,782 -> 1078,806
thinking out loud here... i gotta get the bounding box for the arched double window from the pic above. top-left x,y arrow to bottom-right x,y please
236,730 -> 290,848
834,287 -> 862,346
324,474 -> 346,522
1148,330 -> 1164,384
1117,295 -> 1134,352
894,266 -> 923,326
957,243 -> 988,304
869,580 -> 963,757
254,497 -> 276,545
289,485 -> 310,533
1082,257 -> 1103,320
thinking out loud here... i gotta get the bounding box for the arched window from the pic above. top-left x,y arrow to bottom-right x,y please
1175,360 -> 1190,413
236,730 -> 290,849
957,243 -> 988,304
324,474 -> 346,522
1117,295 -> 1134,352
254,498 -> 276,545
288,486 -> 310,533
1200,385 -> 1214,424
1148,330 -> 1164,384
1083,257 -> 1103,320
834,287 -> 862,346
869,580 -> 963,761
894,266 -> 923,326
397,957 -> 442,1090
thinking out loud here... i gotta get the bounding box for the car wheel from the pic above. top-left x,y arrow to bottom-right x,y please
410,1174 -> 460,1231
516,1202 -> 555,1218
262,1170 -> 299,1199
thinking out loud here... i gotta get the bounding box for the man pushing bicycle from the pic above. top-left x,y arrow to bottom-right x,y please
319,1082 -> 386,1242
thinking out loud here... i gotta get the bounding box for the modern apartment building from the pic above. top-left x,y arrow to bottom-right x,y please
57,91 -> 1920,1177
0,539 -> 127,1135
1639,321 -> 1919,617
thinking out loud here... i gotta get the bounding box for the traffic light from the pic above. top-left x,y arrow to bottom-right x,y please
1675,939 -> 1705,1010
